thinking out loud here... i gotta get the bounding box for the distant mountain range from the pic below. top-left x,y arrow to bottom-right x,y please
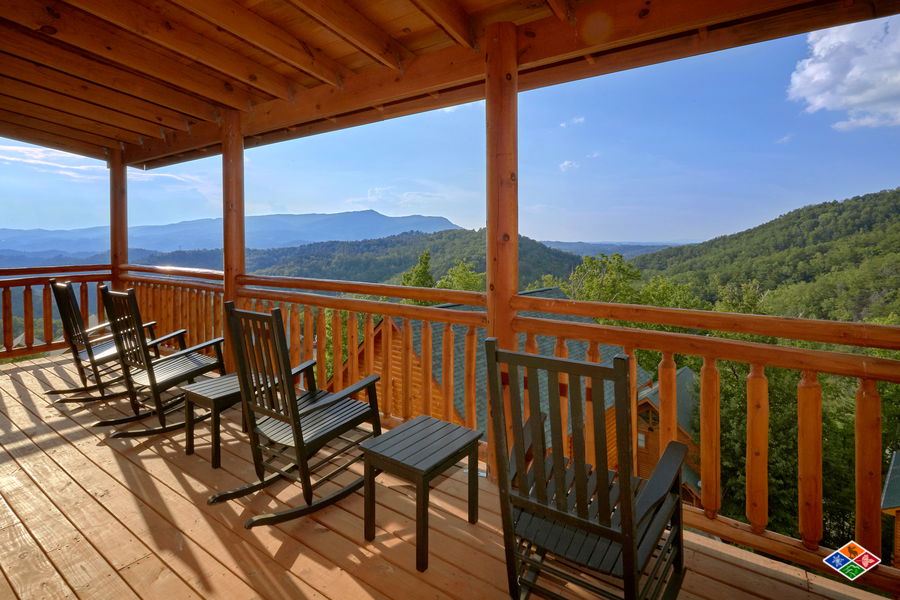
0,210 -> 460,256
541,241 -> 672,258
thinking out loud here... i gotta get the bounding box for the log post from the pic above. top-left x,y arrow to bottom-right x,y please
485,21 -> 518,481
109,146 -> 128,290
856,378 -> 882,552
222,109 -> 245,371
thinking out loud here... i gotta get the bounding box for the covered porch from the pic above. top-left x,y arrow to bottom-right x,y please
2,0 -> 900,597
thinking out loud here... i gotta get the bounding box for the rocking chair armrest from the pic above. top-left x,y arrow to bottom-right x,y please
147,329 -> 187,349
84,321 -> 111,335
291,360 -> 317,379
155,337 -> 224,363
297,374 -> 380,418
634,441 -> 687,525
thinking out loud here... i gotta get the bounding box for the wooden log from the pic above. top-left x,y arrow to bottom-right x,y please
303,306 -> 314,364
364,314 -> 374,378
316,308 -> 327,390
465,325 -> 477,429
797,370 -> 823,550
79,282 -> 89,324
701,356 -> 720,518
332,309 -> 343,392
42,285 -> 53,344
856,379 -> 882,552
658,351 -> 677,447
3,287 -> 12,351
421,321 -> 433,417
109,147 -> 127,290
401,318 -> 412,419
382,316 -> 393,418
442,323 -> 455,423
95,280 -> 105,322
23,286 -> 33,348
624,345 -> 638,470
347,311 -> 359,387
746,363 -> 768,534
554,336 -> 570,454
222,109 -> 244,370
289,304 -> 301,368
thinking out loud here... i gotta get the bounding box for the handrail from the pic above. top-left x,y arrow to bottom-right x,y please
239,286 -> 487,327
513,316 -> 900,383
239,273 -> 487,306
512,294 -> 900,351
120,273 -> 223,293
0,264 -> 111,277
0,273 -> 110,287
121,263 -> 225,280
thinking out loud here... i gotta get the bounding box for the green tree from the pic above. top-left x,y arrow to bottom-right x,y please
435,258 -> 485,292
400,250 -> 436,305
561,253 -> 641,304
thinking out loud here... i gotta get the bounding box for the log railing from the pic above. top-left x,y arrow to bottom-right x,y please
0,265 -> 111,359
3,265 -> 900,592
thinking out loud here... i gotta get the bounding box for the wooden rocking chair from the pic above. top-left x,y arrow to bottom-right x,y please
46,279 -> 185,403
485,338 -> 687,600
208,301 -> 382,529
98,285 -> 225,437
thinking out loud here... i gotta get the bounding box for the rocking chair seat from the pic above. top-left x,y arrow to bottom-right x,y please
131,352 -> 220,389
256,388 -> 376,453
76,338 -> 118,364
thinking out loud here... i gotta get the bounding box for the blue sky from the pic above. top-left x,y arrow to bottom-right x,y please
1,17 -> 898,243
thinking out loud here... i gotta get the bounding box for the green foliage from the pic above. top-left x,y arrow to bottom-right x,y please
560,253 -> 641,304
435,258 -> 485,292
399,250 -> 436,306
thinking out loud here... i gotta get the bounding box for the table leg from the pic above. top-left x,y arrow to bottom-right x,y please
416,478 -> 429,572
468,444 -> 478,524
185,399 -> 195,455
364,459 -> 375,541
211,407 -> 221,468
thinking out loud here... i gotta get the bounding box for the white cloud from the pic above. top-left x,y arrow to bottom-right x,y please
775,134 -> 793,144
441,100 -> 484,113
559,116 -> 586,128
788,16 -> 900,129
559,160 -> 579,172
586,151 -> 601,158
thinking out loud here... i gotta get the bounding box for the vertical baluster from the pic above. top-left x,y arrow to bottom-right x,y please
95,281 -> 105,322
658,351 -> 677,447
798,370 -> 823,550
303,306 -> 314,363
364,314 -> 374,377
442,323 -> 454,423
289,304 -> 301,367
624,345 -> 638,470
332,309 -> 344,391
746,363 -> 769,534
347,312 -> 359,387
191,288 -> 200,347
421,322 -> 432,417
79,281 -> 89,323
465,325 -> 477,429
212,291 -> 222,339
401,318 -> 412,419
584,342 -> 600,463
3,286 -> 13,351
316,308 -> 327,390
382,315 -> 393,419
701,356 -> 721,518
554,336 -> 569,454
23,285 -> 33,348
42,284 -> 53,344
856,378 -> 882,552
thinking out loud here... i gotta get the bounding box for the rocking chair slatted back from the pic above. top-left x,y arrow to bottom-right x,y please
51,279 -> 92,352
101,287 -> 153,373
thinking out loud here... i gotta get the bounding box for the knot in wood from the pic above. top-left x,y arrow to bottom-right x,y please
39,25 -> 58,35
638,8 -> 650,18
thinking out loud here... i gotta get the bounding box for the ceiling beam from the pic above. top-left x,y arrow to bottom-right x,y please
409,0 -> 474,48
0,120 -> 107,159
0,22 -> 217,121
0,1 -> 253,111
0,111 -> 125,148
125,0 -> 900,167
287,0 -> 406,70
1,77 -> 167,139
0,94 -> 144,145
0,52 -> 191,131
544,0 -> 570,22
167,0 -> 345,87
65,0 -> 296,100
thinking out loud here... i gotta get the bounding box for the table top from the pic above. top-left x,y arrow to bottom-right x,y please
361,415 -> 482,475
183,373 -> 240,399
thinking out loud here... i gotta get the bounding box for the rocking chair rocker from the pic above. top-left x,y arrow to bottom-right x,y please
208,301 -> 382,529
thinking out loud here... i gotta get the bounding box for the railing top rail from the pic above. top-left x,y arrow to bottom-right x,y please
514,315 -> 900,383
0,273 -> 110,287
241,286 -> 488,327
512,294 -> 900,351
122,263 -> 225,280
121,273 -> 223,293
0,264 -> 111,277
239,273 -> 486,307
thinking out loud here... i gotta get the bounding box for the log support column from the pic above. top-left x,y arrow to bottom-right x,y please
485,21 -> 518,480
109,147 -> 128,290
222,109 -> 245,370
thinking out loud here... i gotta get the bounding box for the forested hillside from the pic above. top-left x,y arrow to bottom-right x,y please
140,229 -> 581,285
633,188 -> 900,320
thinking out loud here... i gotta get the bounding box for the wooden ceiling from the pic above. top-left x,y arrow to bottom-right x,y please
1,0 -> 898,169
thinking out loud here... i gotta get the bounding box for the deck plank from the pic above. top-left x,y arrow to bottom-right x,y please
0,355 -> 887,600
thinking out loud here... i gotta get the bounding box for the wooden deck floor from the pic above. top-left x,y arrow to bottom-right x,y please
0,354 -> 883,600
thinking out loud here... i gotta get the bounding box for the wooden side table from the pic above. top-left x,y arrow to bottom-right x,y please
361,415 -> 483,571
182,373 -> 243,468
